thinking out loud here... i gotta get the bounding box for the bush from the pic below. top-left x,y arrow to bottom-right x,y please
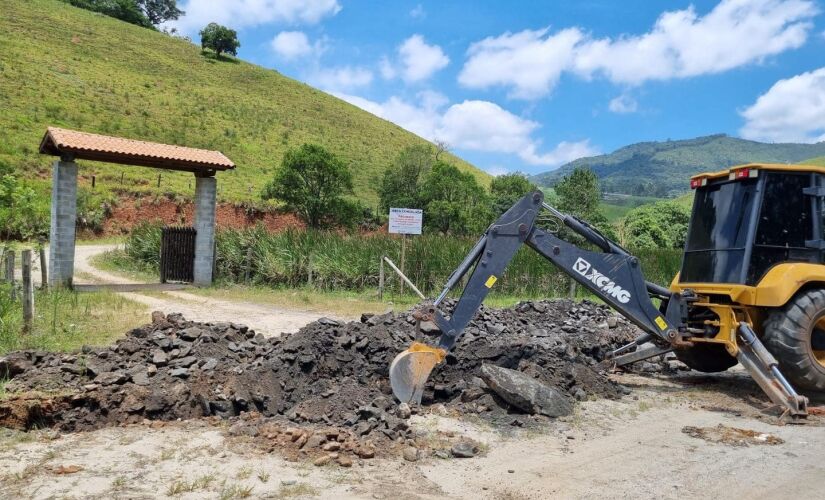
0,174 -> 49,241
125,220 -> 162,270
621,201 -> 690,249
261,144 -> 355,228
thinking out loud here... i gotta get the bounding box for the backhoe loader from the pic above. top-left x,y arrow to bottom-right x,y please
389,163 -> 825,418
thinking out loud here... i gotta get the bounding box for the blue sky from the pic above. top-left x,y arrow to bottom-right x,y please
169,0 -> 825,175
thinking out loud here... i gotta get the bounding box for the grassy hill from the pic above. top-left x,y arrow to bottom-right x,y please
804,156 -> 825,166
0,0 -> 487,206
532,134 -> 825,197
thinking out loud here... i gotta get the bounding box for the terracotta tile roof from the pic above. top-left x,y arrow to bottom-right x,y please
39,127 -> 235,173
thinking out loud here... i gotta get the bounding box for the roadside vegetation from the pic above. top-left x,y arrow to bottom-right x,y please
108,222 -> 682,299
0,285 -> 145,355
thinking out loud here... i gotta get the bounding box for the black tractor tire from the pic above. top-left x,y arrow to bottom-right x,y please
674,342 -> 737,373
763,289 -> 825,392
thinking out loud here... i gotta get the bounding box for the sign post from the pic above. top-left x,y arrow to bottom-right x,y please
388,208 -> 423,295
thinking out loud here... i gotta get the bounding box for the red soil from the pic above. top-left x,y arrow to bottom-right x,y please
102,198 -> 305,235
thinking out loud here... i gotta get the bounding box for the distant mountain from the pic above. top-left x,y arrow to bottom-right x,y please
531,135 -> 825,197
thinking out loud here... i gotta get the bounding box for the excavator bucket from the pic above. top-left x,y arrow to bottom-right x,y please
389,342 -> 447,404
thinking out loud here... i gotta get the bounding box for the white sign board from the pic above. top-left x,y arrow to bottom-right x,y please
388,208 -> 423,235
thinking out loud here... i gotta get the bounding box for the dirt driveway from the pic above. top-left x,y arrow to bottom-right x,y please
70,244 -> 341,336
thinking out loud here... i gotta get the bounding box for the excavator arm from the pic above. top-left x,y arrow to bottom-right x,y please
389,191 -> 808,417
425,191 -> 684,352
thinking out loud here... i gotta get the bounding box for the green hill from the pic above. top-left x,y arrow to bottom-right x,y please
803,156 -> 825,166
532,134 -> 825,197
0,0 -> 487,205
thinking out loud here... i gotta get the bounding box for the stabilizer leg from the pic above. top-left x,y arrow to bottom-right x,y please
736,322 -> 808,418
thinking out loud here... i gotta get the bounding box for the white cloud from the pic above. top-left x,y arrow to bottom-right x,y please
740,67 -> 825,143
379,56 -> 396,80
383,35 -> 450,83
171,0 -> 341,34
608,94 -> 638,114
460,27 -> 583,99
459,0 -> 818,99
334,93 -> 597,168
311,66 -> 373,92
270,31 -> 324,60
410,4 -> 426,19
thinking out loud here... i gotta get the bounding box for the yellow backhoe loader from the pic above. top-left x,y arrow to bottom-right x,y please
390,163 -> 825,418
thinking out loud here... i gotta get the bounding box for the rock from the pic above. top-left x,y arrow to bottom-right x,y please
151,311 -> 166,324
130,366 -> 151,386
355,446 -> 375,459
169,368 -> 189,378
281,479 -> 297,486
479,364 -> 573,417
450,441 -> 477,458
313,455 -> 333,466
178,327 -> 203,341
174,356 -> 198,368
322,441 -> 341,452
402,447 -> 419,462
396,403 -> 411,419
303,433 -> 326,450
434,450 -> 449,459
151,350 -> 168,366
336,455 -> 353,467
607,316 -> 618,328
418,320 -> 441,334
318,317 -> 340,326
201,358 -> 218,371
95,371 -> 127,386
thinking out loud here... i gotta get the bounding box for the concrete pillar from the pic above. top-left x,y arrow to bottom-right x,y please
193,175 -> 217,285
49,159 -> 77,288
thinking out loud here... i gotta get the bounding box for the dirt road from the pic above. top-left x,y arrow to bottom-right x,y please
71,244 -> 340,336
2,371 -> 822,499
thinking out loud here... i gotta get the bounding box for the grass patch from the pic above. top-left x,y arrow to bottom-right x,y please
91,249 -> 157,282
277,482 -> 318,498
1,0 -> 486,207
0,286 -> 146,355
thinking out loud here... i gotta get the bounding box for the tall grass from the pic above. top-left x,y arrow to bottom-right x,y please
126,223 -> 683,298
0,287 -> 146,355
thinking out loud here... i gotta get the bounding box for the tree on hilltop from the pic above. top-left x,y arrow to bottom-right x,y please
199,23 -> 240,58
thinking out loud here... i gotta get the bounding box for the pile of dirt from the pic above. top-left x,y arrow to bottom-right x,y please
0,300 -> 637,442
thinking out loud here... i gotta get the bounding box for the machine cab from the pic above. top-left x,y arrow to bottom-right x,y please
680,164 -> 824,286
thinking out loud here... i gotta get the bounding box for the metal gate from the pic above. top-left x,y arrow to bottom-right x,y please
160,226 -> 196,283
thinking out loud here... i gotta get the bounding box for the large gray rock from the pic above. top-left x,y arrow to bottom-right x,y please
479,364 -> 572,417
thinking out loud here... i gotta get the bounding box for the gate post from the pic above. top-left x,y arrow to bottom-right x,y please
49,156 -> 78,288
193,174 -> 217,285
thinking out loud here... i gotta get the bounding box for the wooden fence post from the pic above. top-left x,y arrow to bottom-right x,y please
244,246 -> 253,283
39,247 -> 48,290
378,255 -> 385,300
568,279 -> 577,299
5,250 -> 15,300
399,235 -> 407,294
22,249 -> 34,333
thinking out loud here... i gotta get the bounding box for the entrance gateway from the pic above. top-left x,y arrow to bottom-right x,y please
39,127 -> 235,287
